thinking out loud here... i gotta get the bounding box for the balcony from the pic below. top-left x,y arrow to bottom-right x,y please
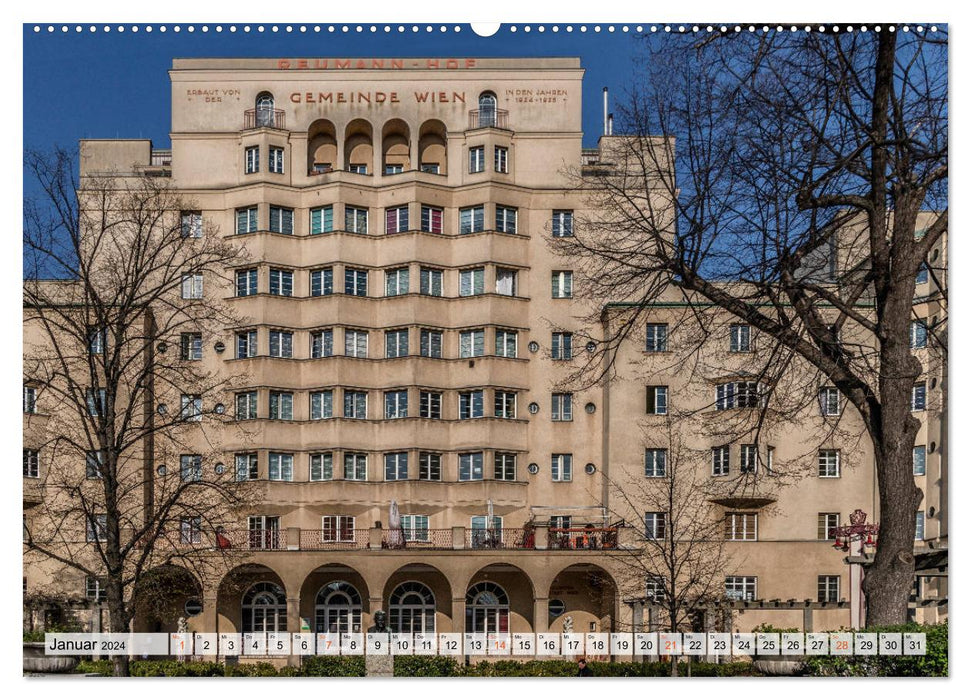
381,528 -> 453,550
467,527 -> 528,550
300,528 -> 371,551
244,108 -> 287,130
468,109 -> 510,130
546,527 -> 620,551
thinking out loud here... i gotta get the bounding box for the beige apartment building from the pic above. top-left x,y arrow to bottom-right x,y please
23,57 -> 946,643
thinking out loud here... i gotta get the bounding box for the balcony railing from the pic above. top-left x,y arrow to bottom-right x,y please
467,528 -> 528,550
300,528 -> 371,551
381,529 -> 453,550
244,108 -> 287,130
547,527 -> 620,551
217,528 -> 288,551
150,150 -> 172,166
468,108 -> 509,130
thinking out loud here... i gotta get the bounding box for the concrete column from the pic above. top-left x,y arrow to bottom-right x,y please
411,130 -> 420,171
451,597 -> 466,634
452,526 -> 465,549
369,526 -> 384,549
803,607 -> 814,633
372,132 -> 383,178
533,597 -> 549,633
200,594 -> 218,635
631,602 -> 644,661
534,525 -> 549,550
286,596 -> 301,633
287,527 -> 300,551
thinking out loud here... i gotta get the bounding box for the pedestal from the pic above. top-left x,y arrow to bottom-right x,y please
365,654 -> 394,677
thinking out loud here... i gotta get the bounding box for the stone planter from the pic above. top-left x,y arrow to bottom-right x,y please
752,658 -> 806,676
23,641 -> 80,674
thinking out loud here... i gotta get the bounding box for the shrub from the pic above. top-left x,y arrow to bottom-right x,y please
298,655 -> 366,677
803,622 -> 947,677
394,655 -> 460,677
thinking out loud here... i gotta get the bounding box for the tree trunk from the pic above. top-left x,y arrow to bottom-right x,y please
107,591 -> 131,677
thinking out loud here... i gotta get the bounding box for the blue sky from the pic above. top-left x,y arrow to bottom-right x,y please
23,24 -> 645,151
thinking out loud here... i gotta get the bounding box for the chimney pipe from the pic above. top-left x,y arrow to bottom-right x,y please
608,113 -> 614,136
603,87 -> 609,137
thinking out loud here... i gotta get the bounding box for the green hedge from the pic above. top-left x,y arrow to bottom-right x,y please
803,622 -> 947,677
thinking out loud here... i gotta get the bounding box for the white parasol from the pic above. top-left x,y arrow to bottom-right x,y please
388,499 -> 404,548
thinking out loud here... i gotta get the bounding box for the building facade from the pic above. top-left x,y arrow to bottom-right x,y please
23,58 -> 946,644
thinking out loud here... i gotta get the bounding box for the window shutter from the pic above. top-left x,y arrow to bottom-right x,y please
646,387 -> 656,414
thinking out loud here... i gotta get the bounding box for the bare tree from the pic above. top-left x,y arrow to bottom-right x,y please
23,147 -> 255,675
607,425 -> 734,677
557,28 -> 946,626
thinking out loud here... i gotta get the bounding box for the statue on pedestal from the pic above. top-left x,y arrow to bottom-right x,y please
367,610 -> 389,633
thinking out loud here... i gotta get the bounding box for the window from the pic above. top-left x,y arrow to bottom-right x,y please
469,146 -> 485,173
348,163 -> 368,175
268,206 -> 294,235
495,268 -> 517,296
478,92 -> 498,126
552,453 -> 573,482
86,577 -> 107,602
310,268 -> 334,297
913,445 -> 927,476
494,146 -> 508,173
551,210 -> 573,237
86,514 -> 107,542
269,268 -> 293,296
268,146 -> 285,174
646,576 -> 667,603
344,453 -> 367,481
236,206 -> 259,234
401,515 -> 429,543
819,387 -> 841,416
817,575 -> 840,603
495,452 -> 517,480
247,517 -> 281,552
419,452 -> 442,481
495,205 -> 517,233
322,515 -> 356,542
385,390 -> 409,419
180,332 -> 202,360
23,386 -> 37,414
236,330 -> 258,358
308,390 -> 335,420
459,329 -> 485,358
912,382 -> 927,411
233,269 -> 260,300
551,332 -> 573,360
551,393 -> 573,421
345,206 -> 368,233
740,444 -> 758,473
269,391 -> 294,420
419,391 -> 442,419
86,388 -> 106,417
420,163 -> 440,174
644,448 -> 667,478
725,513 -> 758,541
269,330 -> 293,358
459,452 -> 484,481
245,145 -> 260,173
23,449 -> 39,478
180,394 -> 203,422
344,267 -> 368,296
420,205 -> 443,234
551,270 -> 573,299
181,273 -> 203,299
916,263 -> 930,285
494,391 -> 517,419
818,513 -> 840,540
818,449 -> 841,478
646,386 -> 668,415
645,512 -> 667,540
384,452 -> 409,481
386,206 -> 409,234
255,93 -> 275,124
915,511 -> 925,540
310,329 -> 334,358
385,267 -> 410,296
181,211 -> 202,238
911,320 -> 928,349
712,445 -> 730,476
730,324 -> 751,352
716,381 -> 763,410
495,329 -> 518,358
180,454 -> 202,482
180,516 -> 202,544
87,327 -> 106,355
459,390 -> 484,419
343,390 -> 368,419
646,324 -> 668,352
310,205 -> 334,234
85,450 -> 103,479
235,391 -> 258,420
236,453 -> 258,481
345,329 -> 368,358
420,267 -> 443,296
456,269 -> 487,300
459,206 -> 485,234
310,453 -> 334,481
550,515 -> 572,531
420,329 -> 443,358
384,329 -> 410,359
725,576 -> 757,601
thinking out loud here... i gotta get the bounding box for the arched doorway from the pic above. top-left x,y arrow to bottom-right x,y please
241,581 -> 287,632
132,565 -> 202,633
315,581 -> 362,633
465,581 -> 509,633
547,563 -> 619,633
389,581 -> 435,633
